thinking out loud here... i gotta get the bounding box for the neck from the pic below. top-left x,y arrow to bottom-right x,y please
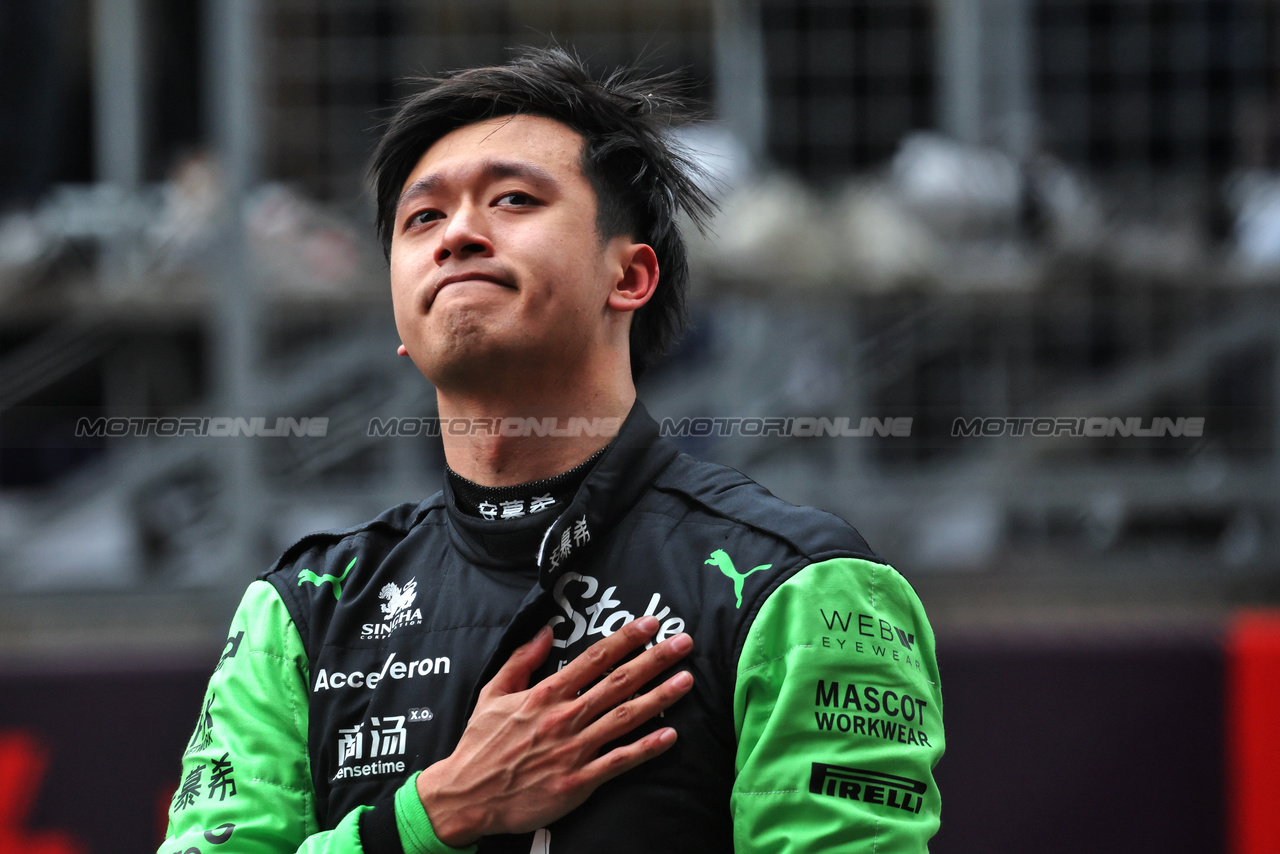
436,382 -> 635,487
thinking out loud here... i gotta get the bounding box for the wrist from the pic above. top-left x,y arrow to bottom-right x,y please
415,763 -> 486,848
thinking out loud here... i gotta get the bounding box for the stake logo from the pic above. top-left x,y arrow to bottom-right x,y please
549,571 -> 685,650
809,763 -> 927,815
705,549 -> 772,609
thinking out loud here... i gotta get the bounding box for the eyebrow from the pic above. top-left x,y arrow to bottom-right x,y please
396,159 -> 563,213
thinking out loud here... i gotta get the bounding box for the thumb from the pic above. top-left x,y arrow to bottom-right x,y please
481,625 -> 554,698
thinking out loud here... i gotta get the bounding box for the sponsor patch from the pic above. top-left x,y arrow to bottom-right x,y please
360,577 -> 423,639
333,716 -> 408,782
549,571 -> 684,650
313,652 -> 451,692
809,763 -> 927,815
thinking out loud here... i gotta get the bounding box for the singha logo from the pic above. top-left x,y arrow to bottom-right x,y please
380,579 -> 417,620
361,577 -> 423,639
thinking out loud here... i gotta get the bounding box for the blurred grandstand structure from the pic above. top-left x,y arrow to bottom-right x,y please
1,0 -> 1279,655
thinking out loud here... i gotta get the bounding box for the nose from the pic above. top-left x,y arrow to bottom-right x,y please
434,202 -> 492,265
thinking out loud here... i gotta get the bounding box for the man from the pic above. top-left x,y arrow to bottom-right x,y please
159,47 -> 943,854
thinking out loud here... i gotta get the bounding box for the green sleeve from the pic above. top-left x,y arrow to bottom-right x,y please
157,579 -> 339,853
393,774 -> 478,854
732,558 -> 944,852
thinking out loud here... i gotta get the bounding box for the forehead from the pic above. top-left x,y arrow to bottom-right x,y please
402,114 -> 588,192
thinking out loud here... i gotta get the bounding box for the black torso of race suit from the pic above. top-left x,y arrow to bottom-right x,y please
262,403 -> 879,853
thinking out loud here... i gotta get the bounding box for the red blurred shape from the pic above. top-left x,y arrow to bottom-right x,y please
155,782 -> 176,845
0,731 -> 86,854
1227,611 -> 1280,854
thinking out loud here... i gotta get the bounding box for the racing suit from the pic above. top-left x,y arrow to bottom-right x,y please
158,402 -> 944,853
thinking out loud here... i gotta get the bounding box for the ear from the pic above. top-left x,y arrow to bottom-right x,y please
606,243 -> 660,313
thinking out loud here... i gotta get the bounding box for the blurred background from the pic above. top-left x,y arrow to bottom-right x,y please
1,0 -> 1277,851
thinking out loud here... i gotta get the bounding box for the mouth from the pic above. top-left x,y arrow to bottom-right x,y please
426,271 -> 514,309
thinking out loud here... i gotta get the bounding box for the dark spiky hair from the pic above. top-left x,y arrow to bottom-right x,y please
370,46 -> 715,378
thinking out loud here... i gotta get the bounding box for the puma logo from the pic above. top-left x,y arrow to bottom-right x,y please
705,549 -> 772,609
299,557 -> 357,601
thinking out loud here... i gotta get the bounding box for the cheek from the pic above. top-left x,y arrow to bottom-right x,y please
388,273 -> 413,323
527,264 -> 593,322
388,266 -> 427,348
388,246 -> 426,303
523,234 -> 608,308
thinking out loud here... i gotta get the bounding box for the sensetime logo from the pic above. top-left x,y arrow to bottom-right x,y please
809,763 -> 927,815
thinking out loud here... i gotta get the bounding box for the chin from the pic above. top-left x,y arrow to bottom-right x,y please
425,342 -> 527,392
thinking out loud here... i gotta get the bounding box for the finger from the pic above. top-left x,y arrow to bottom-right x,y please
574,632 -> 693,721
550,615 -> 661,696
580,725 -> 680,788
580,668 -> 694,748
481,625 -> 554,698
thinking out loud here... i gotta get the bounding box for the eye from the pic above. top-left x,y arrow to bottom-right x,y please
495,191 -> 537,207
406,208 -> 443,229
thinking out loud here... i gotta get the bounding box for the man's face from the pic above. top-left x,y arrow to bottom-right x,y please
389,114 -> 628,392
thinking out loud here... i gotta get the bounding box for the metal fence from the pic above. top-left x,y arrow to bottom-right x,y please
0,0 -> 1278,629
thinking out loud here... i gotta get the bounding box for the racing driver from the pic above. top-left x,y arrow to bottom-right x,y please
157,47 -> 944,854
